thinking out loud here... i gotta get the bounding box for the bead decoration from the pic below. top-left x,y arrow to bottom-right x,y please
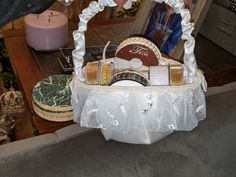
141,94 -> 153,114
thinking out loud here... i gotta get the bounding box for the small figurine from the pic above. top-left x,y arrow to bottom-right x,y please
0,86 -> 25,114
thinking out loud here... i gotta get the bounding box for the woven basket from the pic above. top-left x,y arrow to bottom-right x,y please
70,0 -> 207,144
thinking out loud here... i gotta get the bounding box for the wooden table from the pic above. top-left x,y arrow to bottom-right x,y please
3,23 -> 133,135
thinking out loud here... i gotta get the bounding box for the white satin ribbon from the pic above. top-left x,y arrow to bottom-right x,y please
72,0 -> 197,83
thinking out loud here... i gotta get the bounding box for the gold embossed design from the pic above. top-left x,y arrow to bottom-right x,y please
100,63 -> 112,85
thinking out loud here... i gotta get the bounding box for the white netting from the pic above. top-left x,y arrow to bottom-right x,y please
70,0 -> 207,144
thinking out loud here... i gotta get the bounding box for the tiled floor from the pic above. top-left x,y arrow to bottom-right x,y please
195,34 -> 236,87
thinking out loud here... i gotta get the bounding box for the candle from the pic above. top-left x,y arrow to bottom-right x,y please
24,10 -> 68,51
86,62 -> 100,85
169,65 -> 184,86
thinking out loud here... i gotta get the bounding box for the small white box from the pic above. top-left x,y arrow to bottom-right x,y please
149,66 -> 169,86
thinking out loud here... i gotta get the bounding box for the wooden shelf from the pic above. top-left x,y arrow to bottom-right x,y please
4,29 -> 74,135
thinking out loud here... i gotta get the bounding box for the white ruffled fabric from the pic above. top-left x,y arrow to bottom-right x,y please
70,0 -> 207,144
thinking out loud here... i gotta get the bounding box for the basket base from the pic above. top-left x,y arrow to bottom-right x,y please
71,70 -> 206,145
101,129 -> 173,145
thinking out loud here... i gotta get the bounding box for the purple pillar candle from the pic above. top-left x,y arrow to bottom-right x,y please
24,10 -> 68,51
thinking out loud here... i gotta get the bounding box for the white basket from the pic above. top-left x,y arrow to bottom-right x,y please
70,0 -> 207,144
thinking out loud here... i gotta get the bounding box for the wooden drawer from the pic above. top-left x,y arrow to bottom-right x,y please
200,3 -> 236,56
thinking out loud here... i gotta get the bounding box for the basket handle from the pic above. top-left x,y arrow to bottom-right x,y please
72,0 -> 197,83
